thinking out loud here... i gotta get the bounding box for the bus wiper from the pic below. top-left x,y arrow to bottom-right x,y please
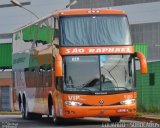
79,88 -> 93,92
73,86 -> 94,93
81,78 -> 100,88
114,87 -> 132,92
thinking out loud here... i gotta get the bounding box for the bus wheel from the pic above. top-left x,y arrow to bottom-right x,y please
21,105 -> 25,119
24,101 -> 29,119
51,105 -> 62,125
29,113 -> 42,120
23,97 -> 32,120
109,116 -> 120,122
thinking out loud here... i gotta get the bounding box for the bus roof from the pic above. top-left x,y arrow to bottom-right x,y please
14,8 -> 126,33
55,8 -> 126,17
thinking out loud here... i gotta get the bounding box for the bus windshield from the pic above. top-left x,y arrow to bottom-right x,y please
63,55 -> 135,94
60,15 -> 131,46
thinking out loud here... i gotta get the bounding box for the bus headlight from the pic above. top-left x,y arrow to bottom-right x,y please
120,99 -> 136,105
65,101 -> 83,106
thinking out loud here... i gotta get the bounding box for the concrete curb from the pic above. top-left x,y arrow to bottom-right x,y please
123,116 -> 160,123
0,112 -> 21,115
136,116 -> 160,122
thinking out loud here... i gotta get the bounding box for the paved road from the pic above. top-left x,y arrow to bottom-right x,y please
0,115 -> 160,128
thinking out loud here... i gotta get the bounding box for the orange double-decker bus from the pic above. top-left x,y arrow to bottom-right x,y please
12,8 -> 148,123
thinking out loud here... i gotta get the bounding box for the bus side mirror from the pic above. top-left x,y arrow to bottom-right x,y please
136,52 -> 148,74
55,54 -> 62,77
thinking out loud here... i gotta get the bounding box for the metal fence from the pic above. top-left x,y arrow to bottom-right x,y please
136,61 -> 160,113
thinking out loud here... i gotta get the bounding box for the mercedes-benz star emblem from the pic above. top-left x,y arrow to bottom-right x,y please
99,100 -> 104,105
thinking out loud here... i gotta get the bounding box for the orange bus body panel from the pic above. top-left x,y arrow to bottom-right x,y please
60,46 -> 134,55
62,92 -> 136,118
55,54 -> 63,77
55,9 -> 126,17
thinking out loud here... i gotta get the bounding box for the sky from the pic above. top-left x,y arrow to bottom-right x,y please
1,0 -> 160,43
0,0 -> 68,42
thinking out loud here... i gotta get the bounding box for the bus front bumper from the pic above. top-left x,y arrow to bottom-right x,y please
63,104 -> 136,118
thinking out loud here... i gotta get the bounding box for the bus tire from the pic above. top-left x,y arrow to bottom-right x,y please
53,116 -> 63,125
21,105 -> 25,119
24,101 -> 30,119
51,105 -> 62,125
22,96 -> 32,120
29,113 -> 42,120
51,105 -> 56,123
18,94 -> 22,112
109,116 -> 120,122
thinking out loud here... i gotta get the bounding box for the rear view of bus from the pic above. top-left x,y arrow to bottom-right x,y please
55,9 -> 147,122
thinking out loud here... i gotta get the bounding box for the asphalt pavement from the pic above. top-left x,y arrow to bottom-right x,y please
0,115 -> 160,128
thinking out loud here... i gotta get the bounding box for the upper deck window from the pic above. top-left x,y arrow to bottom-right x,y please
60,15 -> 131,46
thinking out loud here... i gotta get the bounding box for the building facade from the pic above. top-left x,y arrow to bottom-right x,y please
0,71 -> 12,111
0,43 -> 12,111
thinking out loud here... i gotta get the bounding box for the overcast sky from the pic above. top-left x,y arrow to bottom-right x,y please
0,0 -> 68,42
